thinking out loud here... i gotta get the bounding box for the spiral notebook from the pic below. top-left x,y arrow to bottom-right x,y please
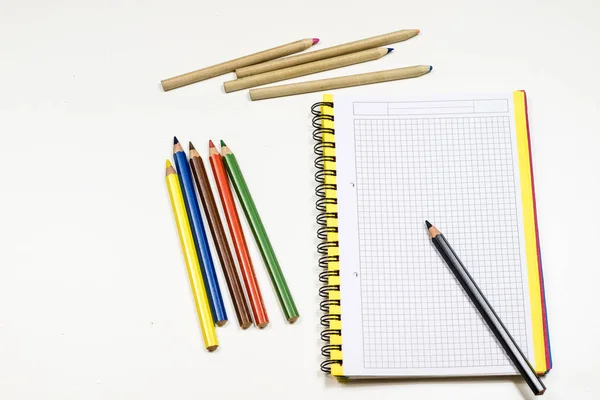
313,91 -> 551,379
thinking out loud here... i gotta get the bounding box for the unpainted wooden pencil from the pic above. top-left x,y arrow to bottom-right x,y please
224,47 -> 392,93
161,38 -> 319,91
249,65 -> 432,101
235,29 -> 419,78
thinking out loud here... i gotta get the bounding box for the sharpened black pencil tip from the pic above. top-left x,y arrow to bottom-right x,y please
425,220 -> 432,229
173,136 -> 179,145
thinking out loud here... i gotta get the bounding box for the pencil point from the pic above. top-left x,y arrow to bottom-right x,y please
387,48 -> 394,54
429,65 -> 433,72
208,140 -> 216,149
312,38 -> 320,45
189,141 -> 195,151
173,137 -> 184,154
425,220 -> 432,229
416,29 -> 420,34
220,139 -> 227,148
165,159 -> 176,176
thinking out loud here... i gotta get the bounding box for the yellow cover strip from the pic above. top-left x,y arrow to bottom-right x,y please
513,91 -> 546,373
330,320 -> 342,330
331,363 -> 344,376
321,94 -> 344,377
330,335 -> 342,345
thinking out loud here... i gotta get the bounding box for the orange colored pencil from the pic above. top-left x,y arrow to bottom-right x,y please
208,140 -> 269,328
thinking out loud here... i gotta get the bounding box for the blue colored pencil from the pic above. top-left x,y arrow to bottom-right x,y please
173,137 -> 228,325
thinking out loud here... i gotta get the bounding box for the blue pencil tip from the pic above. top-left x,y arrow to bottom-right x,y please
173,136 -> 179,144
429,65 -> 433,72
387,48 -> 394,54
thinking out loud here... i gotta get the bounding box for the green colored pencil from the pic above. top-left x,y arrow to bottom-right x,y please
220,140 -> 299,323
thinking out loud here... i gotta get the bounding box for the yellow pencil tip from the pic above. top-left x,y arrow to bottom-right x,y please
166,160 -> 172,168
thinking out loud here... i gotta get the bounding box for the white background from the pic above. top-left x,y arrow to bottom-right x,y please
0,0 -> 598,399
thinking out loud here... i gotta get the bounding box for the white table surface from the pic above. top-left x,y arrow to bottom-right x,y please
1,0 -> 598,399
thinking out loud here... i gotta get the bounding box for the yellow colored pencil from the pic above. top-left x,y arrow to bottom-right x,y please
165,160 -> 218,351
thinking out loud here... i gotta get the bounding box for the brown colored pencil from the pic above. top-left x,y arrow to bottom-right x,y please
189,142 -> 253,329
235,29 -> 419,78
161,38 -> 319,91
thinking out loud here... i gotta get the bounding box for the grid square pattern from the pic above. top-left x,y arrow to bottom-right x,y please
354,116 -> 528,369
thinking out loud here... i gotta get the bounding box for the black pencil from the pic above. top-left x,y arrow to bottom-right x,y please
425,221 -> 546,396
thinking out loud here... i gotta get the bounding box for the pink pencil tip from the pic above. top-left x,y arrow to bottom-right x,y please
312,38 -> 320,45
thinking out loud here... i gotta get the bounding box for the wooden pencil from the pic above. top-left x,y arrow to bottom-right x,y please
426,221 -> 546,396
208,140 -> 269,328
224,47 -> 393,93
235,29 -> 419,78
161,38 -> 319,91
189,142 -> 253,329
221,141 -> 299,323
165,160 -> 218,351
249,65 -> 432,101
173,137 -> 228,326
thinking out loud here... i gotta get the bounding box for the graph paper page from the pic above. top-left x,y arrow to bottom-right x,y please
335,93 -> 535,377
